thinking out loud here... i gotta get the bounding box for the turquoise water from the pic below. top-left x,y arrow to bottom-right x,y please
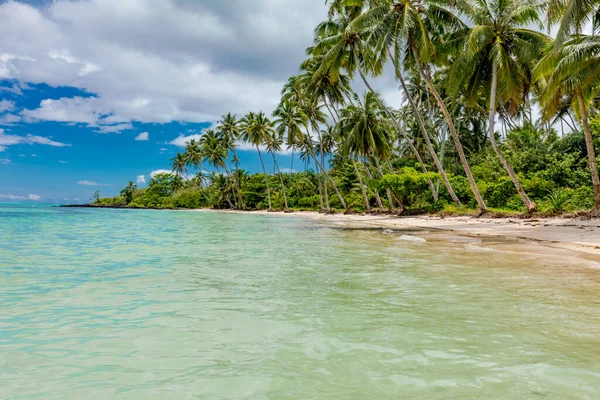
1,204 -> 599,399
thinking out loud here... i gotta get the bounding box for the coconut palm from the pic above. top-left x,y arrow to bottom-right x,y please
217,113 -> 243,206
445,0 -> 550,212
347,0 -> 487,212
241,112 -> 273,211
310,11 -> 439,202
170,153 -> 187,177
264,132 -> 289,211
537,35 -> 600,209
120,181 -> 137,204
339,91 -> 396,211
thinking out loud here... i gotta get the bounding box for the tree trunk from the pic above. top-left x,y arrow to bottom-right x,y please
488,63 -> 536,212
321,151 -> 330,211
577,91 -> 600,209
372,156 -> 394,212
314,155 -> 325,212
412,47 -> 487,213
256,146 -> 272,210
390,49 -> 459,205
352,158 -> 371,212
306,137 -> 347,210
231,148 -> 244,209
353,47 -> 438,199
271,151 -> 288,211
364,160 -> 384,210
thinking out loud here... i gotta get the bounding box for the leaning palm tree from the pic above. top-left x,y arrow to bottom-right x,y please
217,113 -> 243,207
310,11 -> 439,202
445,0 -> 550,212
339,92 -> 396,211
170,153 -> 187,178
351,1 -> 462,206
201,129 -> 237,208
241,112 -> 273,211
347,0 -> 487,212
264,132 -> 290,211
537,36 -> 600,209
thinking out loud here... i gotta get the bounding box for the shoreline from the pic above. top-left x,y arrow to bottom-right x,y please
59,205 -> 600,261
191,209 -> 600,260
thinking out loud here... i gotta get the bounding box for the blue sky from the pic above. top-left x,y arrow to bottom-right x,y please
0,0 -> 397,202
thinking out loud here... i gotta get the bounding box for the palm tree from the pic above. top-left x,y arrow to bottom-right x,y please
537,36 -> 600,209
201,129 -> 238,208
241,112 -> 273,211
339,92 -> 396,211
171,153 -> 187,177
347,0 -> 487,212
351,1 -> 462,206
264,132 -> 289,211
446,0 -> 550,212
310,11 -> 439,202
217,113 -> 244,207
121,181 -> 137,204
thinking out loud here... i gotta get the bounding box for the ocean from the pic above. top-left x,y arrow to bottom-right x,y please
1,203 -> 599,399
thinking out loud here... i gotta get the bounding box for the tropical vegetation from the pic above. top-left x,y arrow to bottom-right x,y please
96,0 -> 600,216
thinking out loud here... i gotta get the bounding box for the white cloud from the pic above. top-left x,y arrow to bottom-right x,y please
1,158 -> 10,164
169,133 -> 204,147
280,168 -> 297,174
0,145 -> 5,152
0,129 -> 71,149
27,194 -> 41,200
136,174 -> 146,184
0,113 -> 22,126
78,180 -> 112,186
150,169 -> 173,178
96,123 -> 133,133
0,0 -> 328,129
0,99 -> 15,113
135,131 -> 149,141
0,193 -> 41,200
59,160 -> 68,164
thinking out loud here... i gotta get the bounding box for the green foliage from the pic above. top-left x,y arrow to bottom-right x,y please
545,187 -> 572,214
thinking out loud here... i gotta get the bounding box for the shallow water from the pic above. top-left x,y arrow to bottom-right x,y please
1,205 -> 599,399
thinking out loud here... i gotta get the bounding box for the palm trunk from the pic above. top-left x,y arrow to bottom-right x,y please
321,151 -> 330,211
352,158 -> 371,212
222,165 -> 238,210
306,137 -> 347,210
231,148 -> 244,209
412,46 -> 487,213
372,156 -> 394,212
577,91 -> 600,209
390,49 -> 458,205
489,64 -> 536,212
364,160 -> 384,210
353,47 -> 438,199
256,146 -> 272,210
314,155 -> 325,212
270,151 -> 288,211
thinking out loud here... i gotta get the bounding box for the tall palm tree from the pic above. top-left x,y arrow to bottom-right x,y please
171,153 -> 187,178
347,0 -> 487,212
264,132 -> 289,211
201,129 -> 238,208
241,112 -> 273,211
310,11 -> 439,202
537,36 -> 600,209
351,1 -> 462,206
217,113 -> 243,207
121,181 -> 137,204
339,91 -> 396,211
446,0 -> 550,212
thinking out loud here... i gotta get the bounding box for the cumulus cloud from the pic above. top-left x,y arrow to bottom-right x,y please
150,169 -> 173,178
0,128 -> 71,150
78,180 -> 112,186
169,133 -> 204,147
0,0 -> 336,129
135,132 -> 149,141
136,174 -> 146,184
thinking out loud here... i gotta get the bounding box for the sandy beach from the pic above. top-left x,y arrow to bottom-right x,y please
192,209 -> 600,261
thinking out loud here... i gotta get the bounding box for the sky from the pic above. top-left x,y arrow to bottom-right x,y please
0,0 -> 404,202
